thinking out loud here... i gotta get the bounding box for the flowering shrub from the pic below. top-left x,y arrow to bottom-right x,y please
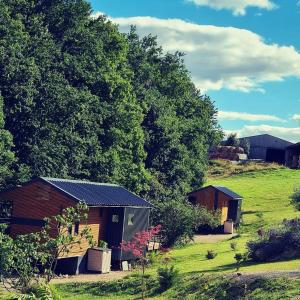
120,225 -> 161,258
120,225 -> 161,300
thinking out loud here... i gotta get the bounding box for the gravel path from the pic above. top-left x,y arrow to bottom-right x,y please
193,233 -> 238,244
51,271 -> 129,284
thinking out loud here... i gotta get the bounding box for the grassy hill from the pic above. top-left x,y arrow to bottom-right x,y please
55,166 -> 300,299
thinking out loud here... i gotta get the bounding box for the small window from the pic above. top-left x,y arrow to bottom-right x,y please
128,213 -> 134,225
112,214 -> 119,223
74,221 -> 79,235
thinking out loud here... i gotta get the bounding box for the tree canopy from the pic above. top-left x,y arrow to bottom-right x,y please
0,0 -> 222,201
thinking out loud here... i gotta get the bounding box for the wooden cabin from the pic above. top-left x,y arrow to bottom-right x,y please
0,177 -> 152,274
188,185 -> 242,228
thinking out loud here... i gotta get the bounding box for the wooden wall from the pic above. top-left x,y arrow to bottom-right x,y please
189,186 -> 231,224
1,180 -> 106,257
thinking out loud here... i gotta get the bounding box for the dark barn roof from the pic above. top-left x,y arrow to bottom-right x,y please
189,185 -> 242,200
286,142 -> 300,149
40,177 -> 153,208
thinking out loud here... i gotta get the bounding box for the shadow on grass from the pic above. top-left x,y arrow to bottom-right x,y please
55,274 -> 161,299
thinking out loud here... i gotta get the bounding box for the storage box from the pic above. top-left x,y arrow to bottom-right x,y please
87,248 -> 111,273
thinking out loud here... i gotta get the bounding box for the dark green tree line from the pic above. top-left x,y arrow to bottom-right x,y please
0,0 -> 222,203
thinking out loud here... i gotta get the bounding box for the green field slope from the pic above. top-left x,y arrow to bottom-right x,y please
55,167 -> 300,299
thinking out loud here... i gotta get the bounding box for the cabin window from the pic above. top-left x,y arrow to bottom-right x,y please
74,221 -> 79,235
128,213 -> 134,225
188,196 -> 197,205
112,214 -> 119,223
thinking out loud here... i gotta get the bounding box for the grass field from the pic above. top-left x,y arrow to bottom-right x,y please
55,167 -> 300,299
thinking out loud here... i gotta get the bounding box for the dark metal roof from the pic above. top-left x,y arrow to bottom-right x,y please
40,177 -> 153,208
286,142 -> 300,149
189,185 -> 242,200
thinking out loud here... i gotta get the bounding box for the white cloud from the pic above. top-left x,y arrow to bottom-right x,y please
187,0 -> 277,16
292,114 -> 300,125
218,111 -> 285,122
225,124 -> 300,142
93,14 -> 300,92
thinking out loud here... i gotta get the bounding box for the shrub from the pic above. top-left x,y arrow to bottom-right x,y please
206,249 -> 217,260
247,218 -> 300,262
152,199 -> 219,247
157,266 -> 179,291
230,241 -> 237,251
234,253 -> 243,271
290,186 -> 300,211
98,240 -> 108,248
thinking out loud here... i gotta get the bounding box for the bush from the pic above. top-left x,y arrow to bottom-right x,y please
230,241 -> 237,251
247,218 -> 300,262
157,266 -> 179,291
152,199 -> 219,247
206,249 -> 217,260
290,186 -> 300,210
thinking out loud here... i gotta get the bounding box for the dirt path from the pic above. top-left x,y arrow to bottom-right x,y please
51,271 -> 129,284
193,233 -> 237,244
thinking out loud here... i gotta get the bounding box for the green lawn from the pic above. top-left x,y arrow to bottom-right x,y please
55,168 -> 300,299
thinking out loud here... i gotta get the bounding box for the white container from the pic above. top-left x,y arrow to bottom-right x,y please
87,248 -> 111,273
224,221 -> 234,234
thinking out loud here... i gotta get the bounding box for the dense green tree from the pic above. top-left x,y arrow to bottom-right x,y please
0,0 -> 222,210
0,94 -> 15,189
224,133 -> 240,147
127,28 -> 222,198
0,0 -> 150,193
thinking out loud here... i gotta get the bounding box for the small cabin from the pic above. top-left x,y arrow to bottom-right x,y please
0,177 -> 153,274
188,185 -> 242,227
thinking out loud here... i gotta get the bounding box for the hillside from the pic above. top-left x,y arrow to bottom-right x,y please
54,167 -> 300,299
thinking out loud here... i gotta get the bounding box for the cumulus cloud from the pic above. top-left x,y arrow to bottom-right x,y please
292,114 -> 300,125
93,14 -> 300,92
225,125 -> 300,142
187,0 -> 277,16
218,111 -> 285,122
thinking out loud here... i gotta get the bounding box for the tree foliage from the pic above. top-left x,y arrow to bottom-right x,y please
0,1 -> 222,196
0,203 -> 93,293
224,133 -> 240,148
152,198 -> 220,246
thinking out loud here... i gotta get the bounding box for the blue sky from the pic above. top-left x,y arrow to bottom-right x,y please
89,0 -> 300,142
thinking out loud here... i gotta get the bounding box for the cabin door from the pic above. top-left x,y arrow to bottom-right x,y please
227,200 -> 238,222
106,208 -> 124,260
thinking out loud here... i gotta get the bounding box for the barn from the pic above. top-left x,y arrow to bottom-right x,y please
239,134 -> 293,164
188,185 -> 243,229
0,177 -> 153,274
285,142 -> 300,169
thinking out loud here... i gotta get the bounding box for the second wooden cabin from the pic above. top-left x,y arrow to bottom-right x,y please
188,185 -> 242,232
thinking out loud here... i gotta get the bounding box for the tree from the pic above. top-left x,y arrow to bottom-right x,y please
224,133 -> 240,147
290,187 -> 300,211
152,198 -> 220,246
0,203 -> 93,292
127,27 -> 222,199
0,94 -> 15,189
120,225 -> 161,300
239,138 -> 250,155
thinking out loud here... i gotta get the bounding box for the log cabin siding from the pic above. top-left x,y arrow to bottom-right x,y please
189,186 -> 231,225
3,180 -> 103,257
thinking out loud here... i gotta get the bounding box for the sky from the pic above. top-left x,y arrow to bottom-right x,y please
89,0 -> 300,142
